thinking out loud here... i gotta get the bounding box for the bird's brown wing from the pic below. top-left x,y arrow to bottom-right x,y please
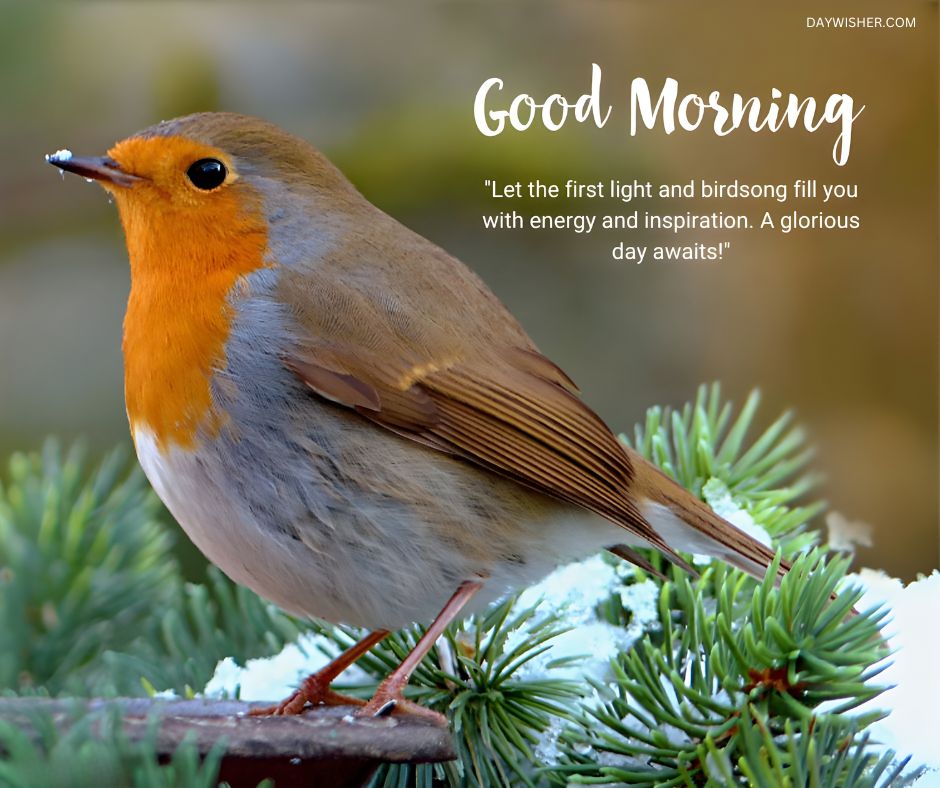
274,226 -> 688,563
286,340 -> 684,564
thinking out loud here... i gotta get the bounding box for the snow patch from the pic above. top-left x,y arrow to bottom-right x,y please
203,631 -> 370,701
511,553 -> 662,765
45,149 -> 73,179
703,478 -> 772,547
514,554 -> 659,682
826,511 -> 874,551
848,569 -> 940,779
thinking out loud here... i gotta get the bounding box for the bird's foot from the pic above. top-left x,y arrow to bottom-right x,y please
248,672 -> 365,717
248,630 -> 390,717
355,681 -> 447,726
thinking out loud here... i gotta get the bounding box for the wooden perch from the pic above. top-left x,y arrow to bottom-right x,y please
0,697 -> 456,787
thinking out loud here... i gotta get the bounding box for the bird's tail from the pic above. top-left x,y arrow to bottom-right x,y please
626,447 -> 789,583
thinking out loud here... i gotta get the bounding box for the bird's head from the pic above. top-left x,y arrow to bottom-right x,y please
46,112 -> 355,280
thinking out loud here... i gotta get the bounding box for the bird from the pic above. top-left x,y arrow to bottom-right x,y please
47,112 -> 785,723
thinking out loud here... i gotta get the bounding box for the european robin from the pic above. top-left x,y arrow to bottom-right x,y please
47,113 -> 785,723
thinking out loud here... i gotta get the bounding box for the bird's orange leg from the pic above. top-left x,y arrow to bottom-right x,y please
249,629 -> 389,716
357,580 -> 482,725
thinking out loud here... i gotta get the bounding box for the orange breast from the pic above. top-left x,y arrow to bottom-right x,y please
118,178 -> 269,451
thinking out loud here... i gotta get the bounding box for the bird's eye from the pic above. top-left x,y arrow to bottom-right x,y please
186,158 -> 227,190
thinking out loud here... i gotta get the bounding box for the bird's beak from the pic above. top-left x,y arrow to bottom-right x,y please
46,152 -> 143,188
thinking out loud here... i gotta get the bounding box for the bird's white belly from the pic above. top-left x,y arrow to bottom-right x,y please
132,425 -> 623,631
133,428 -> 331,618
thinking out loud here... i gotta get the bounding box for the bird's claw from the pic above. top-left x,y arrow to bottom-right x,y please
355,690 -> 447,725
248,677 -> 365,717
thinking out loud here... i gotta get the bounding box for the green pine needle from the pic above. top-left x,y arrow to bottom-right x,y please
552,550 -> 891,786
314,598 -> 582,788
0,441 -> 177,695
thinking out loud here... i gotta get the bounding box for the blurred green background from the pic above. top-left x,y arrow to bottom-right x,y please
1,1 -> 936,579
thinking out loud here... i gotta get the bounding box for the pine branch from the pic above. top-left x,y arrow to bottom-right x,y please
551,551 -> 892,785
0,441 -> 178,695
